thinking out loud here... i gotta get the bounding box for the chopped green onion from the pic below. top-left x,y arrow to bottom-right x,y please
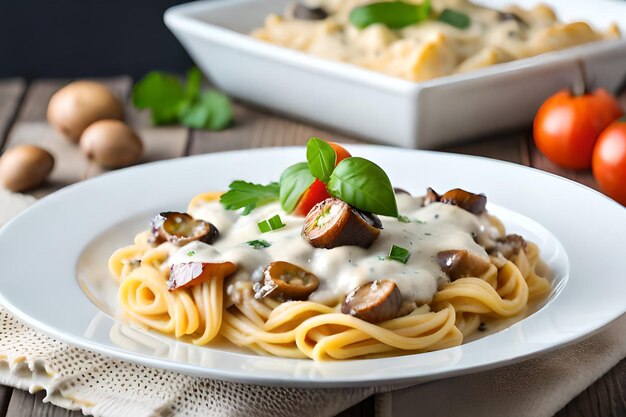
398,214 -> 411,223
268,214 -> 285,230
438,8 -> 471,29
257,220 -> 271,233
187,250 -> 196,257
247,239 -> 271,249
387,245 -> 411,264
258,214 -> 286,233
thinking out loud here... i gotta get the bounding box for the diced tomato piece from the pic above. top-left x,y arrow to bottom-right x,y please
293,142 -> 351,216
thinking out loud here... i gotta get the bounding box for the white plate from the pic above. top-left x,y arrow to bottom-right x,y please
164,0 -> 626,148
0,146 -> 624,388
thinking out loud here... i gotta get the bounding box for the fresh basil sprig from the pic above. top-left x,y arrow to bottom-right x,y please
306,137 -> 336,183
438,8 -> 471,29
327,157 -> 398,217
350,0 -> 431,29
132,67 -> 233,130
279,162 -> 316,213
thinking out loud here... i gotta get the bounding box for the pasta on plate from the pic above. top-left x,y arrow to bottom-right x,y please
109,140 -> 551,360
251,0 -> 620,82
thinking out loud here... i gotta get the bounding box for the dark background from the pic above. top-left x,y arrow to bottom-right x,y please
0,0 -> 193,79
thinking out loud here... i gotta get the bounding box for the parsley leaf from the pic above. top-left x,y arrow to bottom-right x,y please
132,68 -> 233,130
247,239 -> 271,249
220,181 -> 280,215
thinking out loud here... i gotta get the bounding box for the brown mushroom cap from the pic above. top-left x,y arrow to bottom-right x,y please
153,212 -> 219,246
80,120 -> 143,168
341,280 -> 402,323
302,197 -> 382,249
424,187 -> 487,214
254,261 -> 320,300
437,249 -> 491,280
47,81 -> 124,142
0,145 -> 54,192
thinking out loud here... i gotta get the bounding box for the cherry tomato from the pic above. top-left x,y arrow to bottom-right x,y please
293,142 -> 351,216
592,120 -> 626,206
533,89 -> 623,169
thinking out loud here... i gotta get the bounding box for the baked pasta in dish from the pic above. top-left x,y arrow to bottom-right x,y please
109,138 -> 551,360
251,0 -> 620,81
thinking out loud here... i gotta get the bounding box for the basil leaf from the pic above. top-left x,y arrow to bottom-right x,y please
132,71 -> 187,125
349,0 -> 431,29
306,137 -> 336,183
279,162 -> 316,213
438,8 -> 471,29
327,157 -> 398,217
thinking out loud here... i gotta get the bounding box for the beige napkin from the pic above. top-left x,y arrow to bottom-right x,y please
1,190 -> 624,417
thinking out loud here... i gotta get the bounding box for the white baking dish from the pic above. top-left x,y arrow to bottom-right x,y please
164,0 -> 626,148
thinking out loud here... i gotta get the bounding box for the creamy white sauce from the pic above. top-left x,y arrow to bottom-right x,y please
168,194 -> 499,306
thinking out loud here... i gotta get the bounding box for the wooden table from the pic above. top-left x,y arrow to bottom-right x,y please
0,77 -> 624,417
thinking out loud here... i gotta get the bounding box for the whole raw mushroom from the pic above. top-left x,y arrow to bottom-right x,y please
0,145 -> 55,192
47,81 -> 124,143
80,119 -> 143,168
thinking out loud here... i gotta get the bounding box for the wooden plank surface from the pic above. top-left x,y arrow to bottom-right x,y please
0,77 -> 624,417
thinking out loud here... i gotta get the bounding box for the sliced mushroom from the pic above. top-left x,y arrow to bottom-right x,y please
253,261 -> 320,301
497,11 -> 528,26
168,261 -> 236,291
424,187 -> 440,205
437,249 -> 491,281
439,188 -> 487,214
302,198 -> 382,249
293,3 -> 328,20
341,280 -> 402,323
151,212 -> 219,246
393,187 -> 411,196
488,234 -> 527,258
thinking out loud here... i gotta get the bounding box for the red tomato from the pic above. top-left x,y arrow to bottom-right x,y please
592,120 -> 626,206
533,89 -> 623,169
293,142 -> 351,216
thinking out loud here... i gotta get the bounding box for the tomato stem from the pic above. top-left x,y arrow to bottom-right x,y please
572,59 -> 590,97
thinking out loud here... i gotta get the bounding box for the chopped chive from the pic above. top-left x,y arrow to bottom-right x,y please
257,220 -> 271,233
267,214 -> 285,230
388,244 -> 411,264
247,239 -> 271,249
398,214 -> 411,223
415,219 -> 425,224
258,214 -> 285,233
187,250 -> 196,257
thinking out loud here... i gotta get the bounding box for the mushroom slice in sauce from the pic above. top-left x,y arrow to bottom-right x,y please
153,211 -> 219,246
168,261 -> 236,291
302,197 -> 382,249
342,280 -> 402,323
488,234 -> 527,258
437,249 -> 491,281
425,188 -> 487,215
254,261 -> 320,301
293,3 -> 328,20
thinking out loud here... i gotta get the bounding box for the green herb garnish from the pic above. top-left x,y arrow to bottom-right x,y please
327,157 -> 399,217
306,137 -> 336,183
387,245 -> 411,264
398,214 -> 411,223
246,239 -> 271,249
132,67 -> 233,130
187,250 -> 196,256
220,181 -> 279,215
279,162 -> 316,213
349,0 -> 431,29
257,215 -> 286,233
438,8 -> 471,29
